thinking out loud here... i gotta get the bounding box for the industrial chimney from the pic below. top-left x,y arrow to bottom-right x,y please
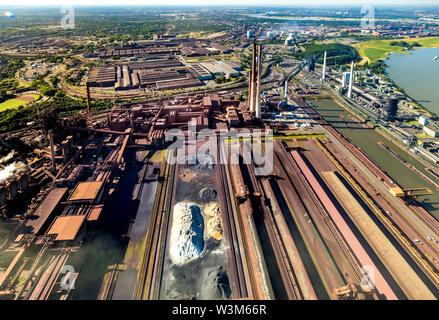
86,83 -> 93,128
248,67 -> 253,110
347,61 -> 354,98
255,44 -> 262,119
249,42 -> 257,113
48,130 -> 56,171
321,51 -> 327,82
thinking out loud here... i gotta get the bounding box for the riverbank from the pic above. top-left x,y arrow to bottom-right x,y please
385,47 -> 439,118
312,98 -> 439,219
353,36 -> 439,64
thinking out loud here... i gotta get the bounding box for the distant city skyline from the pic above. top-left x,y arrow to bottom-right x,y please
3,0 -> 439,7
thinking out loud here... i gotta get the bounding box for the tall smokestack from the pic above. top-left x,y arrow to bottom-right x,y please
48,130 -> 56,171
248,68 -> 252,110
255,44 -> 262,119
321,51 -> 327,82
348,61 -> 354,98
86,83 -> 92,128
249,42 -> 257,113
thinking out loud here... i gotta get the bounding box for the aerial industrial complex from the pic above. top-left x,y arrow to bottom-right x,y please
85,38 -> 240,93
0,40 -> 438,300
1,5 -> 439,302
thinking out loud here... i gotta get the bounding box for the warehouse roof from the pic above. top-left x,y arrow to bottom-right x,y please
69,181 -> 104,202
47,215 -> 86,241
87,204 -> 104,222
23,187 -> 69,236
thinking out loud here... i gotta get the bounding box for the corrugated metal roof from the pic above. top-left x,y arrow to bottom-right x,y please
47,215 -> 86,241
69,181 -> 104,202
87,204 -> 104,222
24,188 -> 69,235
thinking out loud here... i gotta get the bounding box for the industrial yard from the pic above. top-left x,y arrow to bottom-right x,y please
85,38 -> 241,95
1,5 -> 439,304
0,40 -> 437,301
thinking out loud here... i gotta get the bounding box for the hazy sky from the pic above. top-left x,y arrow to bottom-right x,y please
2,0 -> 439,6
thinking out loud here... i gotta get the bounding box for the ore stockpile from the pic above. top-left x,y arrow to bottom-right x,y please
160,154 -> 231,300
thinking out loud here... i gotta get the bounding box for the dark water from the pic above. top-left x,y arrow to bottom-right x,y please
111,180 -> 158,300
386,48 -> 439,115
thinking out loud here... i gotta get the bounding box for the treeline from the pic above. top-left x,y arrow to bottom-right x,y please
358,60 -> 387,75
66,69 -> 86,86
1,11 -> 229,42
0,79 -> 19,103
390,41 -> 421,49
0,94 -> 112,132
295,42 -> 361,65
0,56 -> 25,80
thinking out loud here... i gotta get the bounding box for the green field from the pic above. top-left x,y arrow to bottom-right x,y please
354,37 -> 439,64
0,94 -> 40,112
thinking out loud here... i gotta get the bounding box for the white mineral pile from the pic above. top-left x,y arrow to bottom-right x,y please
204,202 -> 223,241
184,154 -> 215,171
169,202 -> 205,265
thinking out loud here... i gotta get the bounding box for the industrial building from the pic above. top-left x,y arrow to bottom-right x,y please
284,33 -> 294,46
86,66 -> 116,87
190,64 -> 213,80
93,38 -> 231,59
419,115 -> 430,126
2,63 -> 439,301
86,37 -> 233,92
383,97 -> 399,119
342,71 -> 351,88
423,125 -> 439,138
88,59 -> 204,91
199,60 -> 241,78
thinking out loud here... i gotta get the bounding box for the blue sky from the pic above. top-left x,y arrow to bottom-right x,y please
2,1 -> 439,6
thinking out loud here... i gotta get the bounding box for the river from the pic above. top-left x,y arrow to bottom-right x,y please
386,47 -> 439,116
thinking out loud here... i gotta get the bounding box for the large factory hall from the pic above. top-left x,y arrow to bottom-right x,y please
0,43 -> 438,301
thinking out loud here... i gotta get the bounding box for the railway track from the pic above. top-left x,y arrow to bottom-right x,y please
273,142 -> 364,298
239,143 -> 300,299
227,157 -> 274,299
134,149 -> 175,300
378,141 -> 439,193
259,176 -> 315,300
315,138 -> 439,292
321,123 -> 439,246
376,143 -> 439,237
27,250 -> 71,300
135,141 -> 256,300
134,141 -> 263,300
218,140 -> 250,299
